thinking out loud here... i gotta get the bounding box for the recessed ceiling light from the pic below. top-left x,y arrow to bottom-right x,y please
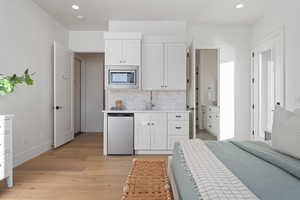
72,4 -> 80,10
235,3 -> 244,9
77,15 -> 84,19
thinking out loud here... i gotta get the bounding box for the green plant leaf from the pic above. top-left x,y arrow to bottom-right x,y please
25,73 -> 33,85
0,68 -> 34,95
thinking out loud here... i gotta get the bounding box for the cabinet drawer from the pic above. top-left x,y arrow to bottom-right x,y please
168,121 -> 189,136
168,113 -> 189,121
0,154 -> 9,180
0,134 -> 11,155
168,136 -> 188,150
0,119 -> 11,135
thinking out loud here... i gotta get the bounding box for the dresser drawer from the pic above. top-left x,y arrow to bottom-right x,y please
0,134 -> 11,155
0,119 -> 11,135
168,113 -> 189,121
168,121 -> 189,136
168,136 -> 188,150
0,154 -> 10,180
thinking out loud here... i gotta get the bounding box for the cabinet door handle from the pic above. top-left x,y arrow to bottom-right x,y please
147,122 -> 151,126
175,127 -> 182,129
176,115 -> 182,118
151,123 -> 155,126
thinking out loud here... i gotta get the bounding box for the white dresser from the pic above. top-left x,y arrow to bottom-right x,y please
0,115 -> 13,188
205,106 -> 220,138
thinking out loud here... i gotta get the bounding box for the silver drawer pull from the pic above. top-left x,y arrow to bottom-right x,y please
175,115 -> 182,118
175,127 -> 182,129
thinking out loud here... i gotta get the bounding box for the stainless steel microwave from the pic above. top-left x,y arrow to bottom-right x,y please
106,66 -> 139,89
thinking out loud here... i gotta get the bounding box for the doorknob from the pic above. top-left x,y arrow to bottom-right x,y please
55,106 -> 63,110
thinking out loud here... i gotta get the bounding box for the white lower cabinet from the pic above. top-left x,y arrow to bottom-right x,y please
0,115 -> 13,188
134,112 -> 189,153
205,106 -> 220,138
167,113 -> 189,150
134,113 -> 167,151
149,114 -> 168,150
134,113 -> 151,150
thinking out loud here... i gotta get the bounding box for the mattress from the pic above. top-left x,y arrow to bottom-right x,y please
171,140 -> 300,200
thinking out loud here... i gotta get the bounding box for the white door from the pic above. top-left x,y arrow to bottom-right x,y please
53,41 -> 74,148
142,43 -> 165,90
123,40 -> 141,65
134,113 -> 151,150
165,43 -> 187,90
252,29 -> 285,140
105,40 -> 123,65
150,113 -> 167,150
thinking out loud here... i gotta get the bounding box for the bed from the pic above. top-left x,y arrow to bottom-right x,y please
168,140 -> 300,200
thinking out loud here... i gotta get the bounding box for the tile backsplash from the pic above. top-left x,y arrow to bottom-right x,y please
107,90 -> 186,111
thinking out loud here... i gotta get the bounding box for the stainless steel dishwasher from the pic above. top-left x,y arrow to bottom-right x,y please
107,113 -> 134,155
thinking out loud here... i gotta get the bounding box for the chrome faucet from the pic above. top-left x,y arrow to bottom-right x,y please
146,91 -> 155,110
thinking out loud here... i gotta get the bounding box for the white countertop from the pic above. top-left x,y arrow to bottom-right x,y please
102,110 -> 190,113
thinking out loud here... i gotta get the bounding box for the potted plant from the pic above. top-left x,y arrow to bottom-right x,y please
0,69 -> 34,95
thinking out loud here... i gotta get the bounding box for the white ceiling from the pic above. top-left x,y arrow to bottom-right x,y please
33,0 -> 268,30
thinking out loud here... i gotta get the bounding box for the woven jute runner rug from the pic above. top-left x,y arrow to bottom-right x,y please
121,159 -> 172,200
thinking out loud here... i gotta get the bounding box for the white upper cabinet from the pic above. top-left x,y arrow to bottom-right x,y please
105,40 -> 141,66
142,43 -> 164,90
105,40 -> 123,65
122,40 -> 141,65
165,44 -> 186,90
142,42 -> 186,90
104,32 -> 142,66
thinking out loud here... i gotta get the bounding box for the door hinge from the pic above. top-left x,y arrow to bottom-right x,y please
252,78 -> 255,84
252,104 -> 255,109
252,130 -> 255,135
252,52 -> 255,57
187,52 -> 190,57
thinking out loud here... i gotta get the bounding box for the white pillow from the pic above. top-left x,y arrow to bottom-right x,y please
272,105 -> 300,159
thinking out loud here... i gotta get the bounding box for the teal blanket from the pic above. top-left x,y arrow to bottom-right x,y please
231,141 -> 300,180
171,141 -> 300,200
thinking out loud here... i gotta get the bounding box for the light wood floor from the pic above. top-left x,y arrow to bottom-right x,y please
0,133 -> 167,200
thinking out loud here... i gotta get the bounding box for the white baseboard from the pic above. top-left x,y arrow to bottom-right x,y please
13,140 -> 52,167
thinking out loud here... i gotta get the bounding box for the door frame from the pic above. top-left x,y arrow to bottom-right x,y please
74,55 -> 87,133
189,41 -> 221,139
251,28 -> 285,141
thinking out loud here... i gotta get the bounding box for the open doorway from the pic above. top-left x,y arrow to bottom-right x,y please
195,49 -> 219,140
73,53 -> 105,135
188,45 -> 236,141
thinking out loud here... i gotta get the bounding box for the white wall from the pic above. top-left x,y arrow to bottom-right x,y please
0,0 -> 68,166
69,31 -> 105,53
189,24 -> 252,140
108,20 -> 187,40
80,54 -> 105,132
252,1 -> 300,111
